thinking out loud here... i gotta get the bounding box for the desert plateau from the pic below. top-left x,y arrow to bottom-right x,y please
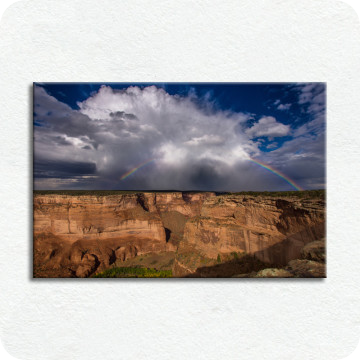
33,190 -> 326,278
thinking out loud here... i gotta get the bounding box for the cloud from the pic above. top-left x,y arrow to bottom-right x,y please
34,85 -> 257,190
266,142 -> 278,150
294,82 -> 325,119
33,84 -> 325,191
273,99 -> 291,111
273,99 -> 281,106
246,116 -> 290,139
185,134 -> 225,146
34,159 -> 97,179
290,83 -> 325,138
277,103 -> 291,111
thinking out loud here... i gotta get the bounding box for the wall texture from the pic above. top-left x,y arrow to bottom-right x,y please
0,0 -> 360,359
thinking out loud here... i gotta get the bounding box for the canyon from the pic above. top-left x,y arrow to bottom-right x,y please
33,191 -> 326,278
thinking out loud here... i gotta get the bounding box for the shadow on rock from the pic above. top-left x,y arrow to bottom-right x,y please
184,254 -> 279,278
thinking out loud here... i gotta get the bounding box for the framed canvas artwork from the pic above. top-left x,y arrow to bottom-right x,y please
33,82 -> 326,278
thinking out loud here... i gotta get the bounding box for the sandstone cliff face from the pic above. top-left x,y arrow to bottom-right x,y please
34,194 -> 168,277
153,192 -> 215,217
33,192 -> 325,277
174,195 -> 325,276
34,194 -> 165,242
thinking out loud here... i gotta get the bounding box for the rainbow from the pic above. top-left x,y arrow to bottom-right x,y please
249,158 -> 304,191
120,159 -> 155,180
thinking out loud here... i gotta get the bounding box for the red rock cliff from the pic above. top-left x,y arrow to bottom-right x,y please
33,192 -> 325,277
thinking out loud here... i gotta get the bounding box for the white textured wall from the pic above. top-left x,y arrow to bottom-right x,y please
1,1 -> 360,359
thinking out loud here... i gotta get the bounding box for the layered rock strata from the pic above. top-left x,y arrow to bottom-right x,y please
33,192 -> 325,277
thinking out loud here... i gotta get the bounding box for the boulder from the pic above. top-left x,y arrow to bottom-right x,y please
254,268 -> 293,278
75,254 -> 98,278
301,239 -> 326,262
287,259 -> 326,278
115,244 -> 138,262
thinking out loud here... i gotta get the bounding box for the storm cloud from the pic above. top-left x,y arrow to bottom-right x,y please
33,83 -> 325,191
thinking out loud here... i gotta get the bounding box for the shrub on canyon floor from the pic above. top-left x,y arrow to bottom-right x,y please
226,190 -> 325,199
185,254 -> 278,278
92,266 -> 172,278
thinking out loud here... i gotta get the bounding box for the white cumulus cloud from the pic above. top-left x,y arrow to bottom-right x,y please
277,103 -> 291,111
246,116 -> 290,139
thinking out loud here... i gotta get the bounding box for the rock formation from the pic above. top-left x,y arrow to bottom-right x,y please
245,238 -> 326,278
33,192 -> 325,278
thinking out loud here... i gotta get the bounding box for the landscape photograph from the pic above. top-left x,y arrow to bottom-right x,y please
33,82 -> 326,278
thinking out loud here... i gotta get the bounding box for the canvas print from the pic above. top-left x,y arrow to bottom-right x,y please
33,83 -> 326,278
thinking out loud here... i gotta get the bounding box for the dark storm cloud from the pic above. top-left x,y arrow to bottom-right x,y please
109,111 -> 138,121
189,164 -> 227,190
34,159 -> 96,179
33,84 -> 325,191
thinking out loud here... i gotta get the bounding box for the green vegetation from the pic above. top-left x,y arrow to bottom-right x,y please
92,266 -> 172,278
34,190 -> 184,196
217,254 -> 221,263
34,189 -> 325,199
113,251 -> 175,271
231,251 -> 239,259
223,189 -> 325,199
34,190 -> 148,196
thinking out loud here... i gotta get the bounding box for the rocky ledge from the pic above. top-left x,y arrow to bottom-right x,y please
233,238 -> 326,278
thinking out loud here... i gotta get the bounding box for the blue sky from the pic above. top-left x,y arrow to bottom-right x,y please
34,82 -> 325,191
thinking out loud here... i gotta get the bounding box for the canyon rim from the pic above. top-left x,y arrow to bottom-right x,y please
33,83 -> 326,278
